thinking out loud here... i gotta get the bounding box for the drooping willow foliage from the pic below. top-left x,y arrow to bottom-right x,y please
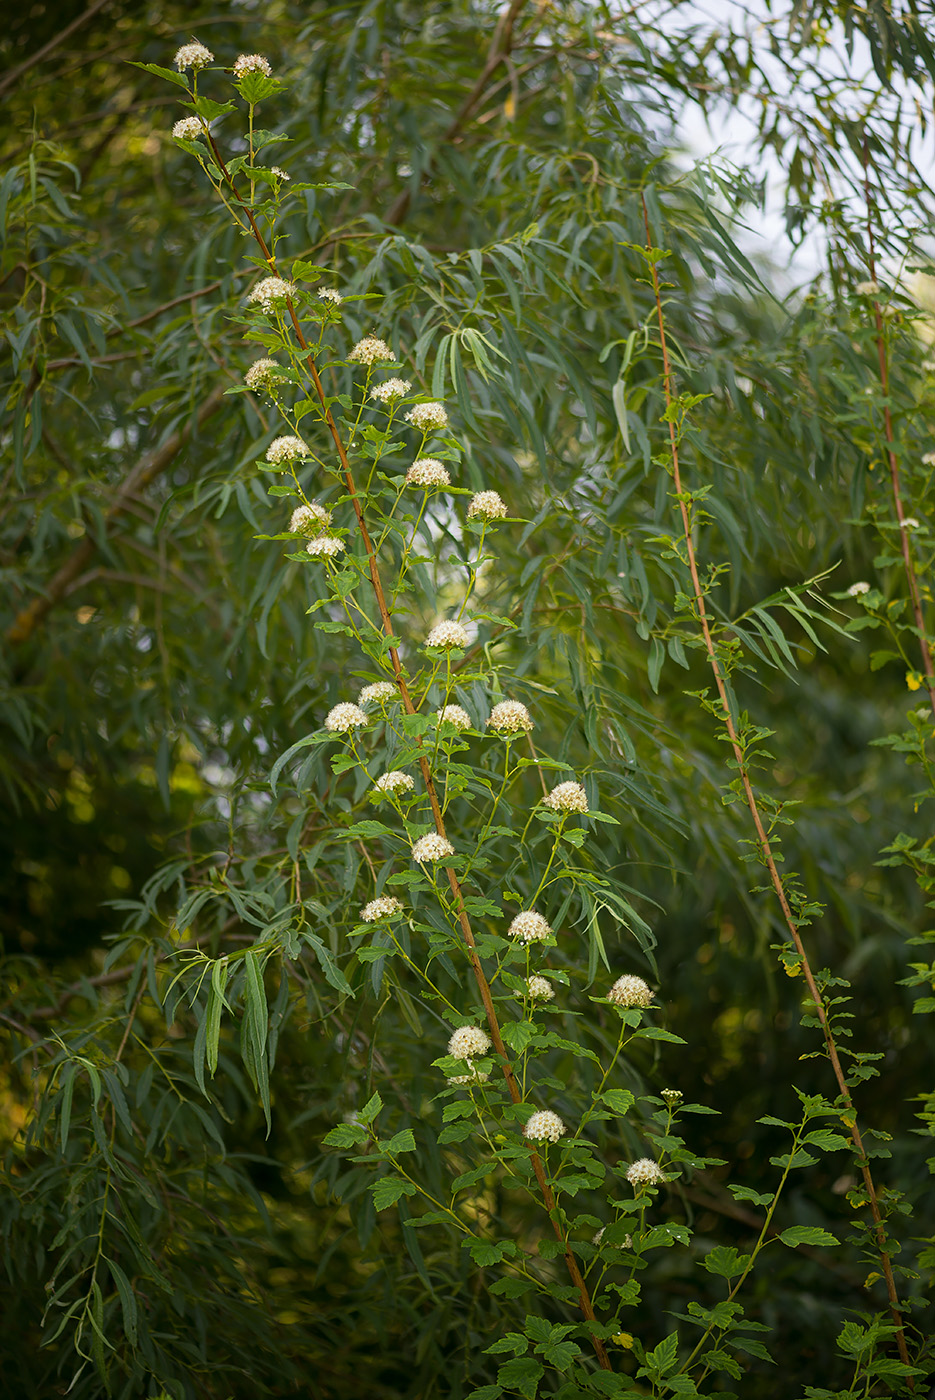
2,3 -> 935,1398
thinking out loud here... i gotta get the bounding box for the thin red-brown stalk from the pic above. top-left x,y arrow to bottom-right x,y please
641,194 -> 909,1365
206,136 -> 611,1366
861,151 -> 935,720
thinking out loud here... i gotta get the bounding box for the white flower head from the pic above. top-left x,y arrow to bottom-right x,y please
318,287 -> 342,306
426,620 -> 470,650
349,336 -> 394,366
855,280 -> 880,296
172,116 -> 204,141
359,681 -> 397,706
266,435 -> 308,465
901,517 -> 921,530
374,770 -> 415,796
406,458 -> 450,488
290,503 -> 331,535
175,41 -> 213,71
922,452 -> 935,466
307,535 -> 345,559
626,1157 -> 667,1188
487,700 -> 533,735
509,910 -> 552,944
545,780 -> 589,813
406,402 -> 449,432
468,491 -> 507,522
233,53 -> 272,79
412,833 -> 455,863
525,1109 -> 566,1144
248,277 -> 296,313
324,702 -> 368,733
360,895 -> 404,923
448,1025 -> 491,1059
435,704 -> 472,731
270,166 -> 290,182
245,357 -> 285,391
608,974 -> 654,1009
371,378 -> 412,404
525,975 -> 554,1001
448,1066 -> 490,1086
847,581 -> 871,597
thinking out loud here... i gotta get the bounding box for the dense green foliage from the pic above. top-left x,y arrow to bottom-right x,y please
2,3 -> 935,1398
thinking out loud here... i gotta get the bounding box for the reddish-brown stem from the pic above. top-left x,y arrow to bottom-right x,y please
861,152 -> 935,719
641,194 -> 909,1363
207,135 -> 610,1366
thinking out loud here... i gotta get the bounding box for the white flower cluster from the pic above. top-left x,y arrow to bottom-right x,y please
360,895 -> 403,923
524,1109 -> 566,1143
448,1025 -> 491,1059
266,436 -> 308,465
901,517 -> 921,530
545,780 -> 588,813
607,974 -> 653,1009
319,287 -> 342,306
172,117 -> 203,141
406,402 -> 448,432
307,536 -> 344,559
374,770 -> 415,796
175,41 -> 213,71
248,277 -> 296,313
271,166 -> 290,182
855,280 -> 880,296
233,53 -> 272,78
349,336 -> 394,365
426,620 -> 469,650
412,833 -> 455,863
487,700 -> 533,735
324,702 -> 368,733
922,452 -> 935,466
509,910 -> 551,944
626,1157 -> 667,1188
468,491 -> 507,521
406,458 -> 450,488
847,581 -> 870,597
435,705 -> 472,731
371,378 -> 411,403
359,681 -> 397,705
290,503 -> 331,535
245,357 -> 285,391
525,975 -> 554,1001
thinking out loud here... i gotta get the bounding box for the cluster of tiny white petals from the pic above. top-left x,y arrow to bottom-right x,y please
248,277 -> 296,313
525,975 -> 554,1001
349,336 -> 394,365
435,705 -> 472,731
626,1157 -> 667,1188
307,536 -> 344,559
360,895 -> 403,923
324,702 -> 368,733
233,53 -> 272,78
271,166 -> 290,181
406,458 -> 450,488
901,517 -> 921,529
412,833 -> 455,863
855,279 -> 881,296
426,620 -> 470,650
318,288 -> 342,306
175,41 -> 213,71
266,435 -> 308,464
509,910 -> 552,944
524,1109 -> 566,1143
359,681 -> 397,705
468,491 -> 508,521
172,116 -> 204,141
847,581 -> 871,597
487,700 -> 533,735
448,1067 -> 490,1086
244,357 -> 284,391
290,503 -> 331,535
371,378 -> 411,403
448,1025 -> 491,1059
374,770 -> 415,795
406,402 -> 449,432
922,451 -> 935,466
607,974 -> 654,1009
545,780 -> 589,813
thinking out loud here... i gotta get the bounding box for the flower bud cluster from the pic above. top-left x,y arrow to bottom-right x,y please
524,1109 -> 566,1143
371,378 -> 411,403
406,402 -> 448,432
360,895 -> 403,923
290,503 -> 331,535
509,910 -> 551,943
406,458 -> 450,488
468,491 -> 507,521
172,117 -> 204,141
233,53 -> 272,78
412,833 -> 455,863
175,42 -> 213,71
487,700 -> 532,735
324,703 -> 368,733
358,681 -> 397,705
426,620 -> 469,650
349,336 -> 394,365
435,705 -> 472,731
266,436 -> 308,465
525,975 -> 554,1001
245,357 -> 285,391
626,1157 -> 667,1188
248,277 -> 295,313
448,1026 -> 491,1059
607,974 -> 653,1008
374,770 -> 415,796
544,780 -> 588,813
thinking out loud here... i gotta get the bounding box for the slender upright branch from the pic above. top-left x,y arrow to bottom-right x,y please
641,194 -> 909,1364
